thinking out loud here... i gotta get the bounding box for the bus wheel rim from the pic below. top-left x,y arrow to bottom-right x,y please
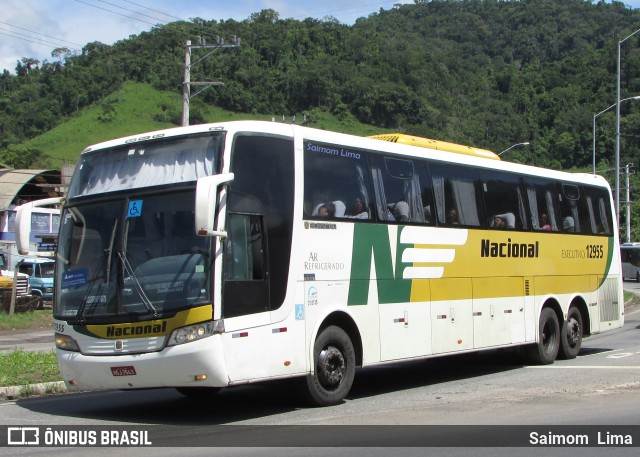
317,345 -> 346,389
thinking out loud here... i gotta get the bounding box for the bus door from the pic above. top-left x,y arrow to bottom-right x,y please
221,134 -> 295,382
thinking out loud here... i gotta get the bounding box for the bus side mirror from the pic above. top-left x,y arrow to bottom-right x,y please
16,197 -> 64,255
195,173 -> 234,237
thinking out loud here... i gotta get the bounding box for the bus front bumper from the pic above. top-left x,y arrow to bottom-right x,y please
56,335 -> 229,392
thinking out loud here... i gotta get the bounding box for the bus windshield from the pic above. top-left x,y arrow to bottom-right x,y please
67,133 -> 223,199
55,190 -> 211,322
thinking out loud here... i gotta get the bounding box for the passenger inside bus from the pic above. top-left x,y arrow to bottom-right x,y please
491,213 -> 515,229
346,198 -> 369,219
446,208 -> 459,224
540,212 -> 552,231
388,201 -> 410,222
563,216 -> 575,232
313,201 -> 345,218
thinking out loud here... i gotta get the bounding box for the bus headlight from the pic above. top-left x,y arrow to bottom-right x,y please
168,321 -> 215,346
55,333 -> 80,352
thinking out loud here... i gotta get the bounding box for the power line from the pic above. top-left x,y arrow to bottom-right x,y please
91,0 -> 171,24
0,21 -> 82,48
120,0 -> 183,21
72,0 -> 159,27
0,28 -> 75,51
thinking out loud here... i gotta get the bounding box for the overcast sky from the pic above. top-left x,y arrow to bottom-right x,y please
1,0 -> 640,74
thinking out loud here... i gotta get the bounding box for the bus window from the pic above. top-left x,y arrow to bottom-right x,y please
524,178 -> 560,232
369,156 -> 424,223
225,214 -> 266,281
558,183 -> 591,234
415,162 -> 435,225
430,163 -> 483,227
304,141 -> 372,220
481,171 -> 527,230
584,186 -> 612,235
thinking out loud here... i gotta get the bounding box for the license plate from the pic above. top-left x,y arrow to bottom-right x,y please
111,366 -> 136,376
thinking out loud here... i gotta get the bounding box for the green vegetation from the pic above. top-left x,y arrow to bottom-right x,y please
0,350 -> 61,388
0,311 -> 60,390
18,82 -> 384,165
0,310 -> 52,332
2,0 -> 640,237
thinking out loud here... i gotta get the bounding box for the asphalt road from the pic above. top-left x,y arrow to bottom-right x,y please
0,300 -> 638,456
0,328 -> 53,353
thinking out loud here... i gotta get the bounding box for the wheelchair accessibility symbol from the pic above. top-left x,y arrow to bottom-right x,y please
127,200 -> 143,218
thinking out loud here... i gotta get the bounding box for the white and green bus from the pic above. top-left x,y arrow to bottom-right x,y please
16,121 -> 624,406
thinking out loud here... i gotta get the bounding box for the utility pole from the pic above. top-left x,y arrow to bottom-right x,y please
626,163 -> 636,243
182,37 -> 241,126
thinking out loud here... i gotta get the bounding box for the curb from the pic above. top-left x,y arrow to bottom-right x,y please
0,381 -> 67,401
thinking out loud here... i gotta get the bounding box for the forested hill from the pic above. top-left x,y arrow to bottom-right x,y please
2,0 -> 640,172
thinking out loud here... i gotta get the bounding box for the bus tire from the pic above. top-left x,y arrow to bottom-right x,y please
558,307 -> 583,360
175,387 -> 221,398
305,325 -> 355,406
526,307 -> 560,365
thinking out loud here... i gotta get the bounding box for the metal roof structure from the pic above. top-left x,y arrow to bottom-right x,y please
0,169 -> 62,211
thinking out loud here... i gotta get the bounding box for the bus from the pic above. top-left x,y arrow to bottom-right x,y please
16,121 -> 624,406
621,243 -> 640,281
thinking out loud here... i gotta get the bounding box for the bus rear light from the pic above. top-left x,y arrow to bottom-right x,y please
194,374 -> 207,381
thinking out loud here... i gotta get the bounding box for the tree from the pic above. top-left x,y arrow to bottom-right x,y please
0,145 -> 45,168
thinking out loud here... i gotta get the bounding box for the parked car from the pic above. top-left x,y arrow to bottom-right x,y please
16,257 -> 55,307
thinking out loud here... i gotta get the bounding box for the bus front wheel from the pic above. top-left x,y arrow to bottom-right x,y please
558,307 -> 583,360
306,325 -> 355,407
526,307 -> 560,365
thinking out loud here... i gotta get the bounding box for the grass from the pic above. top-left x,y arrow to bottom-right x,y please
0,350 -> 61,387
0,310 -> 61,389
21,81 -> 388,167
0,309 -> 53,332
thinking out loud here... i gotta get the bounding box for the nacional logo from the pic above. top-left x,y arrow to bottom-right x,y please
480,238 -> 539,258
106,321 -> 167,338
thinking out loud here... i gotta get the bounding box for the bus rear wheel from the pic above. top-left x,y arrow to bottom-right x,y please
558,307 -> 583,360
526,307 -> 560,365
306,325 -> 355,407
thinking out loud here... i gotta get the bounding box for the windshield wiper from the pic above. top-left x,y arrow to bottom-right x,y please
77,220 -> 118,322
104,221 -> 118,286
76,254 -> 107,323
118,251 -> 158,318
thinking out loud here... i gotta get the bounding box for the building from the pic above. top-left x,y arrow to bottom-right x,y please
0,169 -> 63,269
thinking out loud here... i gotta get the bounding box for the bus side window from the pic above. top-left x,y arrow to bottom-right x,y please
558,183 -> 591,234
225,213 -> 265,281
303,141 -> 372,221
524,178 -> 560,232
481,170 -> 527,230
584,187 -> 612,235
416,161 -> 435,225
370,156 -> 424,223
430,163 -> 483,227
